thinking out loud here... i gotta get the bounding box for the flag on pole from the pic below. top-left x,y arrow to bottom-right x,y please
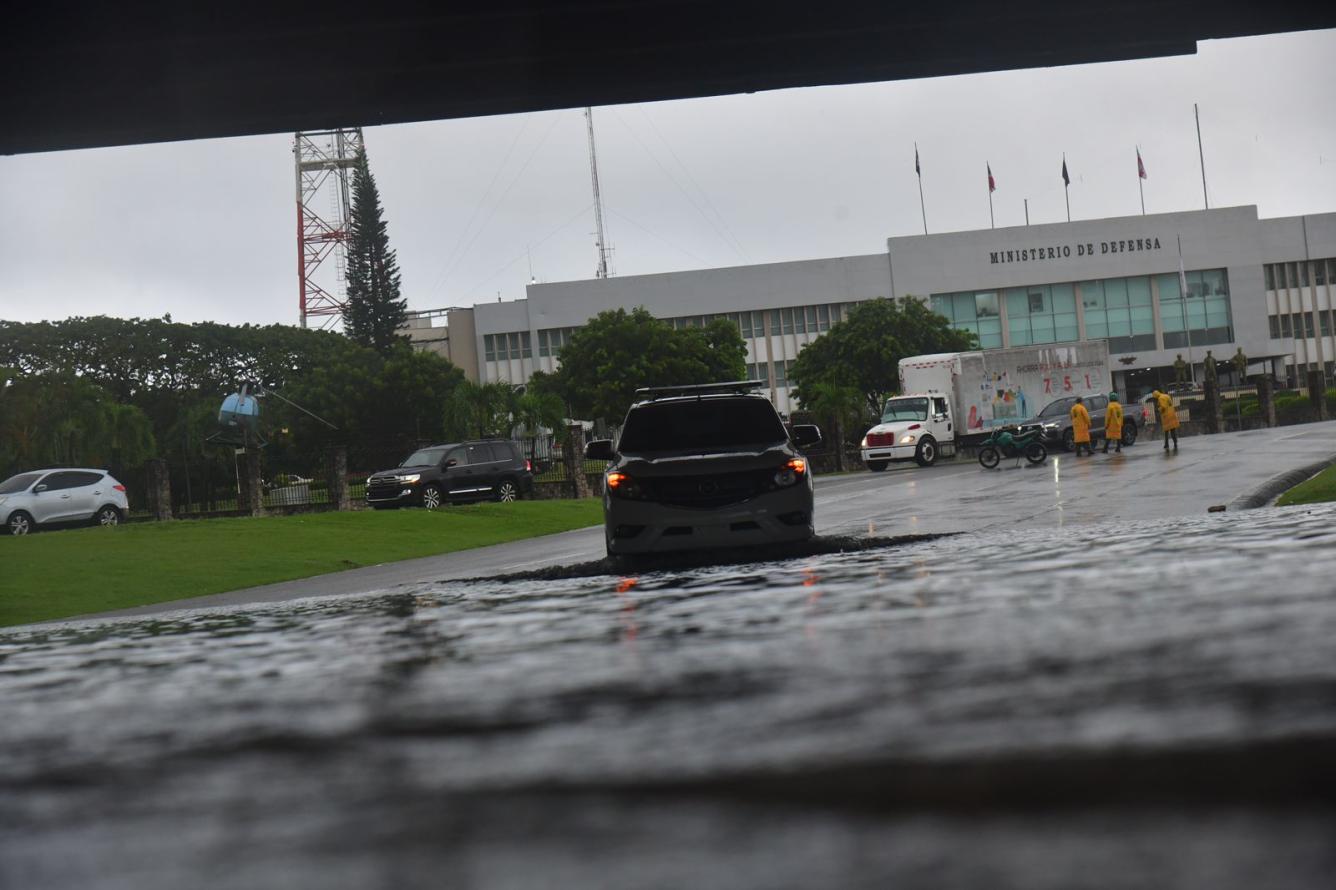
1137,148 -> 1147,180
915,145 -> 921,177
1061,158 -> 1070,187
1178,244 -> 1189,298
987,163 -> 996,193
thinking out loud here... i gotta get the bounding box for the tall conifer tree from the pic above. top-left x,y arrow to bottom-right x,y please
343,147 -> 406,354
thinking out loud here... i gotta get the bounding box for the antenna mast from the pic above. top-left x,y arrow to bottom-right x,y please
295,128 -> 363,328
584,107 -> 610,279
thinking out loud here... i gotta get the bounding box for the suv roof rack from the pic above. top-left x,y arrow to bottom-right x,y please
634,380 -> 768,401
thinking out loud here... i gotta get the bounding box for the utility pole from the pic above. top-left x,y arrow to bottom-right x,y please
585,107 -> 611,279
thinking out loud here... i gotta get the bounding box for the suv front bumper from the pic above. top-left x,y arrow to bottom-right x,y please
603,484 -> 814,555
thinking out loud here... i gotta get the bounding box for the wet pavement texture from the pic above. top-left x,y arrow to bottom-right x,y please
4,502 -> 1336,888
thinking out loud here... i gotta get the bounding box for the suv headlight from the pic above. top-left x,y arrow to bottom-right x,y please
606,471 -> 647,500
770,458 -> 807,489
397,473 -> 421,484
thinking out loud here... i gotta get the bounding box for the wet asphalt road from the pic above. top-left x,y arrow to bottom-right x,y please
85,420 -> 1336,618
4,422 -> 1336,888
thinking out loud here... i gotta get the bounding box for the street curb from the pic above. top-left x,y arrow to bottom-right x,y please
1229,451 -> 1336,510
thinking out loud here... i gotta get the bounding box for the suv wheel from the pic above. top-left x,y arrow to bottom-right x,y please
421,484 -> 443,510
5,511 -> 33,536
495,479 -> 519,503
93,505 -> 121,527
1061,428 -> 1075,452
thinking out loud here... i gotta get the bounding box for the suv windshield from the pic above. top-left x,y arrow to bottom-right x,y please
1039,398 -> 1075,418
0,472 -> 42,495
881,398 -> 928,423
401,447 -> 449,467
618,397 -> 788,453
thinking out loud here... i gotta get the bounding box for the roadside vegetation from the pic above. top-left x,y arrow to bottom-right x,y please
0,501 -> 602,628
1276,464 -> 1336,507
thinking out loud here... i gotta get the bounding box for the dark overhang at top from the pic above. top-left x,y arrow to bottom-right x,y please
4,1 -> 1334,155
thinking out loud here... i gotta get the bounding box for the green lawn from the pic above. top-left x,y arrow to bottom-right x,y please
0,500 -> 603,627
1276,464 -> 1336,507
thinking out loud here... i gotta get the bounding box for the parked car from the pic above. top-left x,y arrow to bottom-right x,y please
0,468 -> 129,535
365,439 -> 534,509
585,381 -> 823,559
1029,394 -> 1142,450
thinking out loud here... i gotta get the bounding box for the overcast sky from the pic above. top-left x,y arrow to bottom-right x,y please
2,28 -> 1335,329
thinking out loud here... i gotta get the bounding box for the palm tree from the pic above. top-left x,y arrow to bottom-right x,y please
801,379 -> 864,472
514,389 -> 566,466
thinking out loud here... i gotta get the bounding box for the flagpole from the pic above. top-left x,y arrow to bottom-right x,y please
988,187 -> 995,229
1063,153 -> 1071,222
1137,147 -> 1145,216
1024,198 -> 1029,226
1178,234 -> 1196,383
1195,103 -> 1209,210
915,142 -> 927,235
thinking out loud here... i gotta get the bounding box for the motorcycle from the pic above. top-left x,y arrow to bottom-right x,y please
977,424 -> 1048,469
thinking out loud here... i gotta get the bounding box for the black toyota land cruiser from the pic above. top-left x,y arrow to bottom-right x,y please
365,439 -> 535,509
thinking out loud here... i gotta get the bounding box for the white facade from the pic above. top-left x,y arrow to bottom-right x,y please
406,205 -> 1336,412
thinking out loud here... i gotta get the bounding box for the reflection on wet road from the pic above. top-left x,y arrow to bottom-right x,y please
4,504 -> 1336,888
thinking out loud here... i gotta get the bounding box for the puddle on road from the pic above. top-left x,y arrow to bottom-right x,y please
4,504 -> 1336,889
462,533 -> 954,582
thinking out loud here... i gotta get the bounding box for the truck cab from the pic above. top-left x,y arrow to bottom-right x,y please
859,393 -> 956,471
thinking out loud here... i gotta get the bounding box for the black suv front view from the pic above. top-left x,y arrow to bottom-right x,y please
366,439 -> 534,509
585,381 -> 823,558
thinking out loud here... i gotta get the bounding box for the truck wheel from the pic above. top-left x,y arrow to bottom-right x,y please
978,446 -> 1001,469
866,460 -> 889,472
1024,442 -> 1048,465
1061,429 -> 1075,452
1121,424 -> 1138,447
915,437 -> 938,467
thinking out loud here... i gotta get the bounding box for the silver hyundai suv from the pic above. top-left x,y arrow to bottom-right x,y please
585,382 -> 823,559
0,468 -> 130,535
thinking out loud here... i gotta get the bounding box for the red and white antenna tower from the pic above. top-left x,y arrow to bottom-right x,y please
295,128 -> 363,328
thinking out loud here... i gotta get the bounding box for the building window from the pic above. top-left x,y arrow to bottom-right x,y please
774,360 -> 787,388
1281,314 -> 1292,337
1287,263 -> 1299,290
1300,262 -> 1310,288
521,331 -> 532,359
931,291 -> 1002,348
746,362 -> 770,386
1001,283 -> 1075,348
818,304 -> 830,330
1158,268 -> 1233,348
1266,264 -> 1276,290
1321,312 -> 1332,337
1316,260 -> 1328,286
483,334 -> 496,362
1080,277 -> 1154,353
1269,315 -> 1281,339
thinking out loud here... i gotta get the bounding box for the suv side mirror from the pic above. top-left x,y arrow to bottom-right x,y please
443,458 -> 458,468
34,483 -> 48,493
585,439 -> 615,461
791,424 -> 822,449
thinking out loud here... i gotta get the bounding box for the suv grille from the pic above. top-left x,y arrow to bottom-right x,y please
367,476 -> 406,499
645,468 -> 772,508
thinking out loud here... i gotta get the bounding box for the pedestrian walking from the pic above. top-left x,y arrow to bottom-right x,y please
1102,392 -> 1124,453
1070,395 -> 1093,456
1151,389 -> 1180,450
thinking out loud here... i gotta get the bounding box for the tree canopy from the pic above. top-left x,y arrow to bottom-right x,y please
789,298 -> 976,415
342,147 -> 407,355
550,308 -> 746,423
0,316 -> 464,484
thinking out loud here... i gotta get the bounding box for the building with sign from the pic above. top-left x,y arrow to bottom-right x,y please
405,204 -> 1336,414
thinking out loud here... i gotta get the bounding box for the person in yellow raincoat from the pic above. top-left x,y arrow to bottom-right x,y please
1069,395 -> 1093,456
1102,392 -> 1124,454
1151,389 -> 1180,450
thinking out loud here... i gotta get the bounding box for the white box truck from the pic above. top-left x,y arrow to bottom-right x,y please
859,340 -> 1112,470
